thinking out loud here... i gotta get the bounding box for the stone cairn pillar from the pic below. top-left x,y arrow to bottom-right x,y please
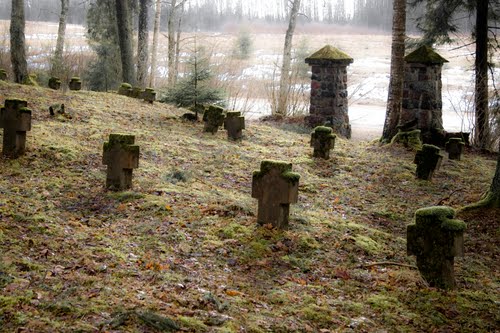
224,111 -> 245,140
401,46 -> 448,144
407,206 -> 466,289
445,138 -> 465,161
305,45 -> 353,138
414,144 -> 443,180
142,88 -> 156,104
251,160 -> 300,229
0,69 -> 7,81
69,77 -> 82,91
102,134 -> 140,191
203,105 -> 225,134
48,77 -> 61,90
0,99 -> 32,158
118,83 -> 132,96
310,126 -> 336,159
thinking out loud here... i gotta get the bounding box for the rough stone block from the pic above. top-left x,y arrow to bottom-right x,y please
224,111 -> 245,140
102,133 -> 140,191
0,99 -> 32,158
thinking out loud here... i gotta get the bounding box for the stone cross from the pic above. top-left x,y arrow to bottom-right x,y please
102,134 -> 140,191
0,99 -> 32,158
224,111 -> 245,140
414,144 -> 443,180
407,206 -> 466,289
118,83 -> 132,96
141,88 -> 156,104
48,77 -> 61,90
251,160 -> 300,229
305,45 -> 353,138
0,69 -> 7,81
445,138 -> 465,161
310,126 -> 336,159
69,77 -> 82,91
203,105 -> 225,134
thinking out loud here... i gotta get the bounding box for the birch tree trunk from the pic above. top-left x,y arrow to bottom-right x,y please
381,0 -> 406,142
10,0 -> 28,84
276,0 -> 301,116
149,0 -> 161,87
137,0 -> 149,87
52,0 -> 69,77
115,0 -> 135,85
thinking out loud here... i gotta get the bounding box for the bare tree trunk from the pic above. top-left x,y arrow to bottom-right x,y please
137,0 -> 149,87
149,0 -> 161,87
115,0 -> 135,85
174,4 -> 184,82
277,0 -> 301,116
474,0 -> 489,149
52,0 -> 69,77
489,146 -> 500,207
10,0 -> 28,84
381,0 -> 406,142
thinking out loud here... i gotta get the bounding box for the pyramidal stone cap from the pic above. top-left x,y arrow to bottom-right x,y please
404,45 -> 449,64
306,45 -> 353,64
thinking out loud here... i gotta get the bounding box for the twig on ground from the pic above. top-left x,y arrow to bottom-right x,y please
358,262 -> 418,269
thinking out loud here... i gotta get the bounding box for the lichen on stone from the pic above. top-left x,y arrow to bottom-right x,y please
108,133 -> 136,145
120,83 -> 132,89
415,206 -> 455,221
253,160 -> 300,184
441,218 -> 467,231
306,45 -> 353,62
405,45 -> 449,64
226,111 -> 242,118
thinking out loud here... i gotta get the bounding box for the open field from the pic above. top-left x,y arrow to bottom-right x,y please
0,79 -> 499,332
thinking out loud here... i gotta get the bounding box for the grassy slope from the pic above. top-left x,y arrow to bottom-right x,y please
0,81 -> 498,332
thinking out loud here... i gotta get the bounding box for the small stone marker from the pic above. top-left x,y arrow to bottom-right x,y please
131,87 -> 142,98
203,105 -> 225,134
0,69 -> 7,81
224,111 -> 245,140
445,138 -> 465,161
69,77 -> 82,91
0,99 -> 32,158
102,134 -> 140,191
118,83 -> 132,96
414,144 -> 443,180
407,206 -> 466,289
310,126 -> 336,159
252,160 -> 300,229
48,77 -> 61,90
142,88 -> 156,104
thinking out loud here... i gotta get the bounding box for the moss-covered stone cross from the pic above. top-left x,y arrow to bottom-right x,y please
445,138 -> 465,161
251,160 -> 300,229
407,206 -> 466,289
310,126 -> 336,159
118,83 -> 132,96
414,144 -> 443,180
224,111 -> 245,140
48,77 -> 61,90
0,69 -> 7,81
0,99 -> 32,158
69,77 -> 82,91
102,134 -> 140,191
203,105 -> 225,134
142,88 -> 156,104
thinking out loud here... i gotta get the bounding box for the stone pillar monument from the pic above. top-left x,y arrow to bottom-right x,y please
401,46 -> 448,144
305,45 -> 353,139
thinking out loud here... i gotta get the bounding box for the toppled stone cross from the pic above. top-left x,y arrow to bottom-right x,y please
310,126 -> 336,159
224,111 -> 245,140
0,99 -> 32,158
102,134 -> 140,191
414,144 -> 443,180
445,138 -> 465,160
252,160 -> 300,229
407,206 -> 466,289
203,105 -> 225,134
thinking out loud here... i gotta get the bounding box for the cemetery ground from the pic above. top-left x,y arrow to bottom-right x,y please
0,80 -> 499,332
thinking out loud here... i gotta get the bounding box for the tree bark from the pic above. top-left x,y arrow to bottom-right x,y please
52,0 -> 69,77
10,0 -> 28,84
489,147 -> 500,207
167,0 -> 187,87
474,0 -> 489,149
137,0 -> 149,87
276,0 -> 301,116
115,0 -> 135,85
149,0 -> 161,88
174,4 -> 183,82
381,0 -> 406,142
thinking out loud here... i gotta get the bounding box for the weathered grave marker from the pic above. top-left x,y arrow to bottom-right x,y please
224,111 -> 245,140
142,88 -> 156,104
69,77 -> 82,91
414,144 -> 443,180
203,105 -> 225,134
48,77 -> 61,90
102,134 -> 140,191
445,138 -> 465,161
118,83 -> 132,96
0,99 -> 32,158
0,69 -> 7,81
310,126 -> 336,159
407,206 -> 466,289
252,160 -> 300,229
